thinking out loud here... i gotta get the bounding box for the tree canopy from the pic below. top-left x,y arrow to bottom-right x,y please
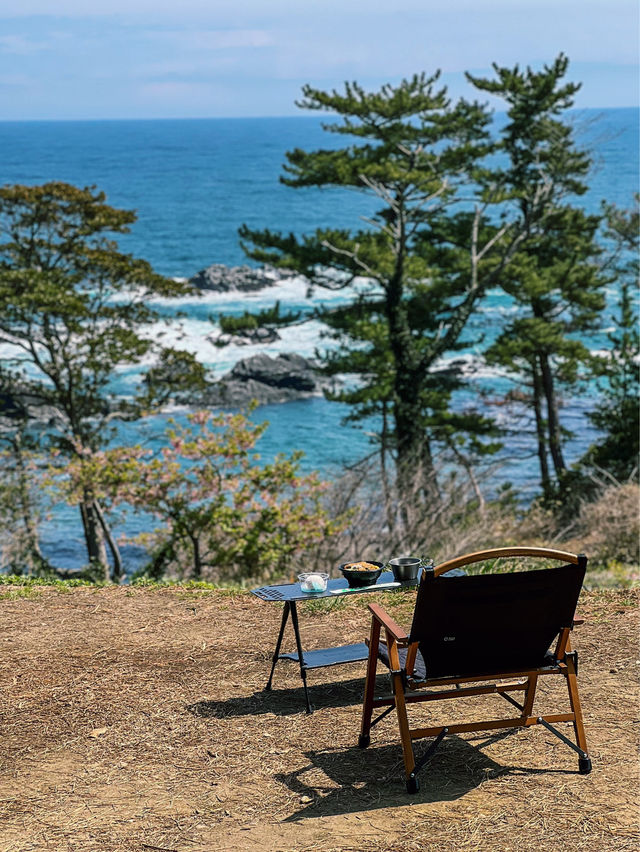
56,409 -> 347,583
582,196 -> 639,483
240,73 -> 524,504
0,181 -> 203,577
468,55 -> 608,499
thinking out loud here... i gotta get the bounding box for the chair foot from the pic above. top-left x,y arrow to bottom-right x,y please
406,775 -> 419,794
578,756 -> 592,774
358,734 -> 370,749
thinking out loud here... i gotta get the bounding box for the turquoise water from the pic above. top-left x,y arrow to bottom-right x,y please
0,110 -> 637,570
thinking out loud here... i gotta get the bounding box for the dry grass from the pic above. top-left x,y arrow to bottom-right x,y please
570,482 -> 640,567
309,464 -> 640,582
0,585 -> 638,851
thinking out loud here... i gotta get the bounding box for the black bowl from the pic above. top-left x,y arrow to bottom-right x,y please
339,560 -> 384,588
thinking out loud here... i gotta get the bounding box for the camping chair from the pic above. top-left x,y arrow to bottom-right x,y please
358,547 -> 591,793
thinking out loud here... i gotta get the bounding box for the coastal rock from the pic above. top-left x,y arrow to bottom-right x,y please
189,263 -> 296,293
0,389 -> 69,427
198,353 -> 331,406
209,326 -> 281,347
231,353 -> 317,391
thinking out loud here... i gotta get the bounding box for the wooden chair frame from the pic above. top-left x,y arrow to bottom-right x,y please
358,547 -> 591,793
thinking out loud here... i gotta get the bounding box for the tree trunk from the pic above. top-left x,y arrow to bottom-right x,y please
379,401 -> 396,533
385,216 -> 435,505
531,365 -> 552,499
13,435 -> 47,572
93,499 -> 123,582
80,494 -> 109,580
539,353 -> 566,478
190,534 -> 202,579
449,442 -> 486,517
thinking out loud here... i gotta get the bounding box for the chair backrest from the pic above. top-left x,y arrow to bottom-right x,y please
409,548 -> 587,679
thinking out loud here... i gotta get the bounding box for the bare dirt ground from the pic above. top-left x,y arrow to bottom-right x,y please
0,585 -> 638,852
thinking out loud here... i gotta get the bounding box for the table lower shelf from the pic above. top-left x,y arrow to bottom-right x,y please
279,642 -> 369,670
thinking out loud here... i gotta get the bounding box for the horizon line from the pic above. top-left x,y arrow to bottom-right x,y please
0,104 -> 638,124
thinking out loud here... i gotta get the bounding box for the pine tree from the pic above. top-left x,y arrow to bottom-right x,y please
240,75 -> 522,501
468,55 -> 608,499
583,196 -> 639,481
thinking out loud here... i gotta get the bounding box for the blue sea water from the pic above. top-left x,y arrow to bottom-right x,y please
0,110 -> 638,571
2,110 -> 637,275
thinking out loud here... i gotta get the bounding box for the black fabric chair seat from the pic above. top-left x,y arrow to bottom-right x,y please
377,641 -> 559,682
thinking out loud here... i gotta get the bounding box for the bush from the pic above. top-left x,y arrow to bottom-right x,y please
57,409 -> 349,584
217,302 -> 301,335
219,313 -> 259,333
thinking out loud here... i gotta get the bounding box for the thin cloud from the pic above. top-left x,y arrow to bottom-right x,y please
0,34 -> 52,55
142,29 -> 273,51
137,80 -> 212,99
135,56 -> 242,80
0,1 -> 636,118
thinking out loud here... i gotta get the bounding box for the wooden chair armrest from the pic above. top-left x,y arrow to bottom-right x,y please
368,602 -> 409,642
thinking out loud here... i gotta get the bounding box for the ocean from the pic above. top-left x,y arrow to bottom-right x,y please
0,109 -> 638,571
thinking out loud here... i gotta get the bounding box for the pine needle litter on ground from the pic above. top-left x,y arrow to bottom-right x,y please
0,585 -> 638,851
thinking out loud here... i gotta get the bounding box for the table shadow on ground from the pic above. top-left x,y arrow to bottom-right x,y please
187,676 -> 366,718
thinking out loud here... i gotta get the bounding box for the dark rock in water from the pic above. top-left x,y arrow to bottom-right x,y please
210,326 -> 281,347
0,388 -> 67,426
231,353 -> 317,391
196,353 -> 332,406
189,263 -> 296,293
251,326 -> 280,343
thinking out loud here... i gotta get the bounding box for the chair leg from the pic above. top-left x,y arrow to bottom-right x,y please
521,674 -> 538,718
565,652 -> 591,773
359,616 -> 381,748
390,669 -> 417,792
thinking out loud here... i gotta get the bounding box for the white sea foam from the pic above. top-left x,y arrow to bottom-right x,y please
134,315 -> 335,378
148,273 -> 381,312
135,313 -> 514,384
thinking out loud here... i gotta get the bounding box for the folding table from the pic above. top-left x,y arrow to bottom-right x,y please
252,570 -> 438,713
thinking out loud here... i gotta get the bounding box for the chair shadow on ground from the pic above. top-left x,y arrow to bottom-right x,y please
187,676 -> 366,719
187,674 -> 583,821
278,728 -> 577,821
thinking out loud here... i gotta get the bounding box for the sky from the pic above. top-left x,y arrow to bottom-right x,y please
0,0 -> 637,120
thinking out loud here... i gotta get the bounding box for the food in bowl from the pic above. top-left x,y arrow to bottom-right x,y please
339,560 -> 384,588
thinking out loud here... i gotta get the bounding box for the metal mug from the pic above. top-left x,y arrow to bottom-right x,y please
388,555 -> 434,583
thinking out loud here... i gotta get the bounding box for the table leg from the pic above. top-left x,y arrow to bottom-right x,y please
265,601 -> 290,691
290,602 -> 312,714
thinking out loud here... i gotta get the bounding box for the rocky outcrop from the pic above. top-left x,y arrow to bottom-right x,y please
189,264 -> 296,293
0,389 -> 69,426
197,353 -> 331,406
209,326 -> 281,347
